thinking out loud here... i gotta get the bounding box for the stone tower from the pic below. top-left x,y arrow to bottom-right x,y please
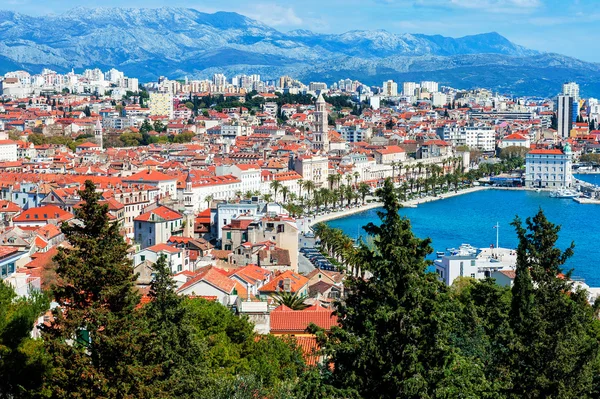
94,119 -> 103,149
312,93 -> 329,153
183,172 -> 195,238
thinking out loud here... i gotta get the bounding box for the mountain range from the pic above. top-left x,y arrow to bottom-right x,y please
0,7 -> 599,97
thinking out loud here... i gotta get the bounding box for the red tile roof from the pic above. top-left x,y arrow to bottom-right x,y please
134,206 -> 182,222
270,304 -> 338,332
13,205 -> 73,224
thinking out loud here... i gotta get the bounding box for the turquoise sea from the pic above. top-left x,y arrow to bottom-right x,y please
327,175 -> 600,286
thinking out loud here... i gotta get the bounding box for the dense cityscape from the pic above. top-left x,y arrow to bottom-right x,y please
2,60 -> 600,397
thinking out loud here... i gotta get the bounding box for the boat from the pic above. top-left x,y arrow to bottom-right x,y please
549,188 -> 580,198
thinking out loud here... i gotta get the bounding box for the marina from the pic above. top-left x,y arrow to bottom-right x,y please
326,187 -> 600,286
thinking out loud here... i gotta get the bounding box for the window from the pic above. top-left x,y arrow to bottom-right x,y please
226,232 -> 231,239
140,255 -> 145,262
470,273 -> 476,278
471,260 -> 475,266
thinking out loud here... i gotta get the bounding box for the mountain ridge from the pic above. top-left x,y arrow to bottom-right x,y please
0,7 -> 599,96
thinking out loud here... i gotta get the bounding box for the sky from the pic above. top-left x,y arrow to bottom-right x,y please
3,0 -> 598,62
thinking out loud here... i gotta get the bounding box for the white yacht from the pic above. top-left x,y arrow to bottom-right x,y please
549,188 -> 579,198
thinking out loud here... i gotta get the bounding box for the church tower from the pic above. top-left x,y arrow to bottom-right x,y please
312,93 -> 329,153
94,119 -> 103,150
183,172 -> 195,238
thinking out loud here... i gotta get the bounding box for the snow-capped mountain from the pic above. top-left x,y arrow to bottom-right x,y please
1,7 -> 599,96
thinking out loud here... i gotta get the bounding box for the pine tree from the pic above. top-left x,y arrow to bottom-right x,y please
42,180 -> 159,398
141,255 -> 207,398
322,178 -> 490,398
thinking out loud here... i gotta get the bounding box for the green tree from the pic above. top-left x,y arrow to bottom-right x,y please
0,283 -> 50,399
41,180 -> 159,398
142,255 -> 207,397
505,210 -> 600,398
319,179 -> 490,398
28,133 -> 47,146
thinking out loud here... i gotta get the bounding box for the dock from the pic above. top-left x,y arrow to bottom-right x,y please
573,197 -> 600,205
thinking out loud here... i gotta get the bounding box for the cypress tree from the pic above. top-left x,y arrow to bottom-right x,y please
507,210 -> 600,398
41,180 -> 159,398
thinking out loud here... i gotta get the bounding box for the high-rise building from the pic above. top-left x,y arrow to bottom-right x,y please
562,82 -> 580,102
212,73 -> 227,87
420,81 -> 439,93
312,93 -> 329,153
403,82 -> 420,96
557,95 -> 574,138
382,80 -> 398,97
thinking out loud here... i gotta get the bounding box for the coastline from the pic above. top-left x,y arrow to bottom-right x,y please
310,185 -> 491,226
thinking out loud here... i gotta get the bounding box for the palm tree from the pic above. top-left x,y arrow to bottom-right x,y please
244,190 -> 253,199
270,180 -> 282,202
263,193 -> 273,203
397,162 -> 403,182
303,180 -> 316,212
204,194 -> 214,209
391,161 -> 397,182
288,192 -> 297,203
270,291 -> 309,310
358,183 -> 370,205
235,190 -> 243,200
327,174 -> 337,190
297,179 -> 304,199
333,174 -> 342,189
345,174 -> 352,188
353,171 -> 360,186
280,186 -> 290,203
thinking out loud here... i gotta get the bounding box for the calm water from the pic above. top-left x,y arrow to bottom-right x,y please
327,176 -> 600,286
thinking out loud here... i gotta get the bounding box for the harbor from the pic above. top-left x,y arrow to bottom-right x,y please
327,188 -> 600,286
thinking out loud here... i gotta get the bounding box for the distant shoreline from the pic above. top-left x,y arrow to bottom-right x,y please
310,185 -> 492,226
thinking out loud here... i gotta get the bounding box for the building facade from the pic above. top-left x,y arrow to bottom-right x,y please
525,147 -> 573,189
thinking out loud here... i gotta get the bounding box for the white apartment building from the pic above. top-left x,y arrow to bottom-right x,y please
525,146 -> 573,189
0,140 -> 18,162
403,82 -> 420,96
432,92 -> 448,107
562,82 -> 580,102
442,124 -> 495,152
382,80 -> 398,97
420,81 -> 439,93
148,92 -> 173,119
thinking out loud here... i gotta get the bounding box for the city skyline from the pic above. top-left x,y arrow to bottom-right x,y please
2,0 -> 598,63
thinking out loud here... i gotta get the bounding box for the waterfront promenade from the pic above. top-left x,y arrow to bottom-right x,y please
311,186 -> 490,225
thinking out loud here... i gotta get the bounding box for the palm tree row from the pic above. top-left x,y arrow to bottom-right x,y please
312,223 -> 362,277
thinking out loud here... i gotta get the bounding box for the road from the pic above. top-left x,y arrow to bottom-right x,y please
298,235 -> 316,275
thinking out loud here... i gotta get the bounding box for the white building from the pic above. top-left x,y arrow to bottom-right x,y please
435,246 -> 515,286
562,82 -> 580,102
134,243 -> 188,274
215,164 -> 261,196
499,133 -> 530,149
403,82 -> 420,96
442,125 -> 495,151
149,92 -> 174,119
382,80 -> 398,97
0,140 -> 18,162
294,155 -> 329,189
420,81 -> 439,93
525,146 -> 573,189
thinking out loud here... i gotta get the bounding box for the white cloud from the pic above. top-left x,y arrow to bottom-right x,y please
410,0 -> 541,11
245,4 -> 303,27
